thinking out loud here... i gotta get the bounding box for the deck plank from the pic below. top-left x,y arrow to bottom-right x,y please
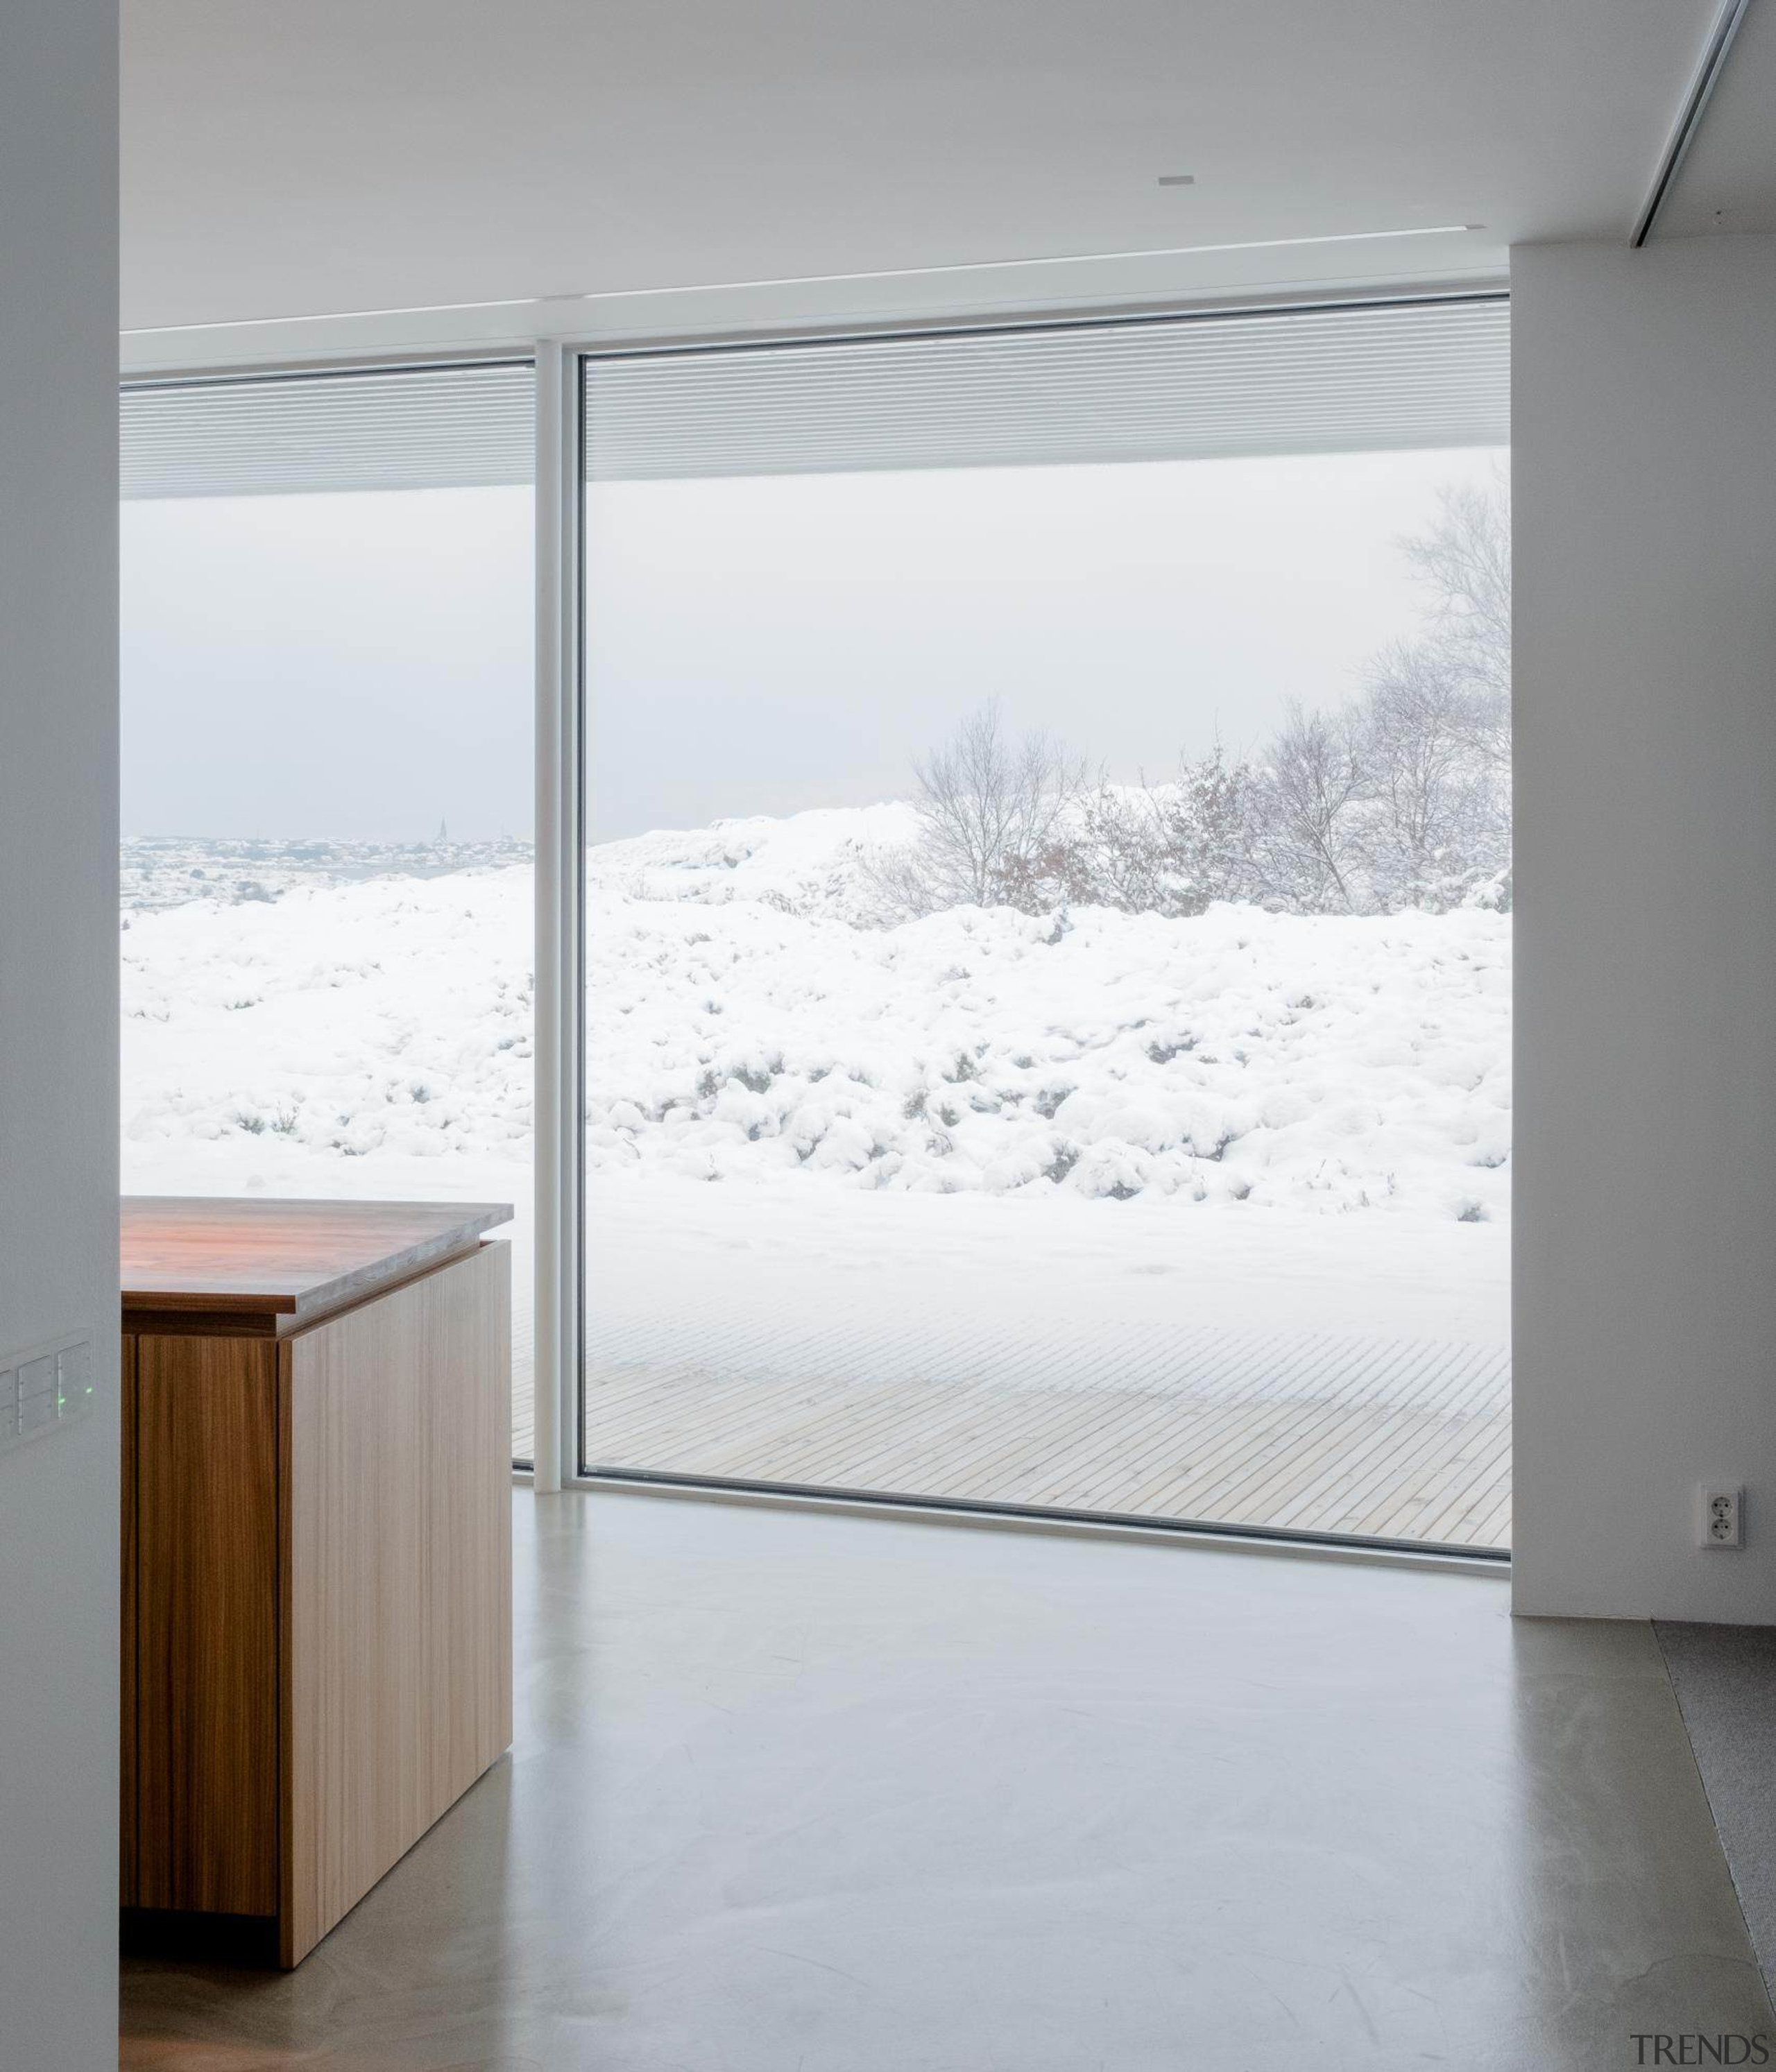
578,1351 -> 1511,1550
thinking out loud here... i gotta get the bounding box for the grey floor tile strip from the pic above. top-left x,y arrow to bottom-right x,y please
1656,1619 -> 1776,2002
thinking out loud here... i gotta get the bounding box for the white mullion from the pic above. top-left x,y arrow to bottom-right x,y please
531,340 -> 580,1491
558,350 -> 586,1486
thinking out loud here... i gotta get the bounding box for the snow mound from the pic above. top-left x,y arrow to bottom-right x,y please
584,893 -> 1508,1222
586,801 -> 915,923
122,806 -> 1510,1228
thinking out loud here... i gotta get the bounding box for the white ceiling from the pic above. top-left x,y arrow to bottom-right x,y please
1652,0 -> 1776,235
121,0 -> 1766,342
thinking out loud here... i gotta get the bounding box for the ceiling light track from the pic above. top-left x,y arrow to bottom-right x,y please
121,224 -> 1476,339
1630,0 -> 1756,246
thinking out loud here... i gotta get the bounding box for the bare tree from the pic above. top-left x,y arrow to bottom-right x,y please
873,700 -> 1088,916
860,479 -> 1512,926
1401,474 -> 1511,770
1361,641 -> 1503,907
1245,702 -> 1372,912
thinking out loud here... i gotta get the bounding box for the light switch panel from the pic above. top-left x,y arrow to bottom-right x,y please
19,1354 -> 57,1402
18,1387 -> 58,1435
0,1333 -> 95,1456
57,1339 -> 94,1414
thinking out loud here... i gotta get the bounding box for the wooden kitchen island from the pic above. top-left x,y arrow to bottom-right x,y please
119,1197 -> 513,1968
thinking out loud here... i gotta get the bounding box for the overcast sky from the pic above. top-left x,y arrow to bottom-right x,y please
121,445 -> 1505,845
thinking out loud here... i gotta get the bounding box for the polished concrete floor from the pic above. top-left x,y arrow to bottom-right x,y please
121,1491 -> 1768,2071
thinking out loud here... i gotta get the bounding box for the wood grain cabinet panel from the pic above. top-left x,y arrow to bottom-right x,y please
282,1241 -> 512,1964
120,1334 -> 137,1904
135,1333 -> 281,1918
119,1204 -> 512,1968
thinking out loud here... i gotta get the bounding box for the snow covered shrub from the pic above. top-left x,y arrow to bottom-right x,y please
1148,742 -> 1258,911
1024,744 -> 1253,917
1070,1142 -> 1154,1199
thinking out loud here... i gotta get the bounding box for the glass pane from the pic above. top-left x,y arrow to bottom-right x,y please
581,311 -> 1510,1549
120,365 -> 537,1458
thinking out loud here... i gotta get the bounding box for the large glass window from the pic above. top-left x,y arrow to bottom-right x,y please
579,304 -> 1511,1548
120,363 -> 538,1457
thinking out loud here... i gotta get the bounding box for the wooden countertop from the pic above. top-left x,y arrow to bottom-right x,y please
121,1197 -> 514,1335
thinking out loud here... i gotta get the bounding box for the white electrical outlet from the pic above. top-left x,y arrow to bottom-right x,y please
1698,1484 -> 1744,1549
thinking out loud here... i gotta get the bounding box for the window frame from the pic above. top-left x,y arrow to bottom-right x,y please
558,291 -> 1509,1533
121,285 -> 1512,1555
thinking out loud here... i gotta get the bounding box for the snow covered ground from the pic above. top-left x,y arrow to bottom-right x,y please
121,807 -> 1512,1455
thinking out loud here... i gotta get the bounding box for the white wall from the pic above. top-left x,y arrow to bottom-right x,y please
1513,235 -> 1776,1623
0,1 -> 119,2065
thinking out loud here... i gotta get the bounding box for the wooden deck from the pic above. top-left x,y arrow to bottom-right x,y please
510,1293 -> 1509,1549
561,1321 -> 1510,1551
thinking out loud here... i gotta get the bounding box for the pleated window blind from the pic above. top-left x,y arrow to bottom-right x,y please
120,360 -> 534,501
120,299 -> 1506,501
583,298 -> 1508,482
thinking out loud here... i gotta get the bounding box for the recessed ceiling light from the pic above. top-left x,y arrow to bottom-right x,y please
1157,173 -> 1197,187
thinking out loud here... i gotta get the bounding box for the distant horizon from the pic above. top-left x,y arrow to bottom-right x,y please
121,800 -> 907,848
